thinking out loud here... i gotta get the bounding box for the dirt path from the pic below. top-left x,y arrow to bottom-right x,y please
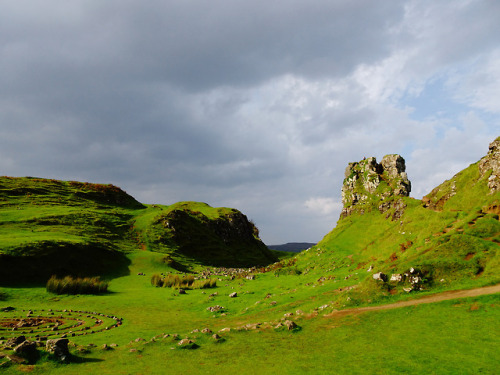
324,284 -> 500,318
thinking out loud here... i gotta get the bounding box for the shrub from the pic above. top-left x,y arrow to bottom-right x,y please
151,274 -> 216,289
46,275 -> 108,295
193,279 -> 217,289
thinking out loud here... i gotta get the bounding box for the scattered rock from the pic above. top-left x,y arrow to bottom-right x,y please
390,274 -> 402,282
5,336 -> 26,348
372,272 -> 387,282
284,320 -> 298,330
177,339 -> 197,349
201,328 -> 212,334
46,338 -> 70,363
229,292 -> 238,298
207,305 -> 224,312
275,320 -> 298,331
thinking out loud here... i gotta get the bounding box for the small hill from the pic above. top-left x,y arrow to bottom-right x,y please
297,137 -> 500,301
140,201 -> 277,267
0,177 -> 276,283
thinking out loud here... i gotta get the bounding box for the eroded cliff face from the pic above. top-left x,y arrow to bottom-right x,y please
341,154 -> 411,219
151,206 -> 277,267
478,137 -> 500,193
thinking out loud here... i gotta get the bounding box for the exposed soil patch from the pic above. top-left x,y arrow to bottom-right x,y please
465,252 -> 475,261
324,284 -> 500,319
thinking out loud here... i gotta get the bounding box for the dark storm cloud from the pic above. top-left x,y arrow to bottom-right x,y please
0,1 -> 499,243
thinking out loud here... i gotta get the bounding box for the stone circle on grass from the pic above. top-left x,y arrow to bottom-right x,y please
0,308 -> 123,341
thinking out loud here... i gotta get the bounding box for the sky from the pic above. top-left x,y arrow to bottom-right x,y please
1,1 -> 499,245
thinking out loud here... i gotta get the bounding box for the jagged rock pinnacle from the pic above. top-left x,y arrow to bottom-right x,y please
478,136 -> 500,193
341,154 -> 411,219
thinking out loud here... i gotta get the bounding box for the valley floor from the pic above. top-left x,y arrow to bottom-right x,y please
1,251 -> 499,374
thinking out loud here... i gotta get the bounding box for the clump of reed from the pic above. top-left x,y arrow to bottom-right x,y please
46,275 -> 109,295
151,274 -> 216,289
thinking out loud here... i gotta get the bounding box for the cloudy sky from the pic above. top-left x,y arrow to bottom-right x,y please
1,1 -> 499,244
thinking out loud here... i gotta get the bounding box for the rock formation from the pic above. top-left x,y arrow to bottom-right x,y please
153,205 -> 277,267
478,136 -> 500,193
341,154 -> 411,218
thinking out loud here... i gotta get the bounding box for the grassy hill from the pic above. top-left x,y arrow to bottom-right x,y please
0,177 -> 276,284
295,137 -> 499,304
0,138 -> 498,373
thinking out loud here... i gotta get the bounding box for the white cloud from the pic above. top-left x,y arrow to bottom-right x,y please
304,197 -> 342,216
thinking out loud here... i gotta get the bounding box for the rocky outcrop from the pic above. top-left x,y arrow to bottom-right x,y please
341,155 -> 411,218
423,136 -> 500,211
478,136 -> 500,193
153,205 -> 277,267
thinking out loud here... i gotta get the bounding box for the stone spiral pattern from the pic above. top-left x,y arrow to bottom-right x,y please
0,308 -> 123,341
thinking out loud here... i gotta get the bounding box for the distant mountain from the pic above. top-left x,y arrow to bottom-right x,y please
268,242 -> 316,253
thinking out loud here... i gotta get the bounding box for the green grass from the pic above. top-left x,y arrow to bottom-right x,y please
0,160 -> 499,374
1,268 -> 497,374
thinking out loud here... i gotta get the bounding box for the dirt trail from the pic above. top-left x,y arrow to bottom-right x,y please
324,284 -> 500,318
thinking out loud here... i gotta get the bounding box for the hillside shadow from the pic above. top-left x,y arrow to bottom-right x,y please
0,244 -> 130,286
69,355 -> 105,364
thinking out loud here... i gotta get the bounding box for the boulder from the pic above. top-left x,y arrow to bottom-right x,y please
14,340 -> 38,362
284,320 -> 298,331
229,292 -> 238,298
45,338 -> 70,362
373,272 -> 387,282
390,274 -> 402,282
5,336 -> 26,348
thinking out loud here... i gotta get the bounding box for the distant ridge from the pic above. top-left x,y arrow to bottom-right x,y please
268,242 -> 316,253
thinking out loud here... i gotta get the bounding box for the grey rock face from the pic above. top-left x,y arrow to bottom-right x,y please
478,137 -> 500,193
341,154 -> 411,218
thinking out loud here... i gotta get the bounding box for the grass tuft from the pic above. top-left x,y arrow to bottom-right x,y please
46,275 -> 109,295
151,274 -> 216,289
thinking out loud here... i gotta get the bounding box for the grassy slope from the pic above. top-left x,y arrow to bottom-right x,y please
0,177 -> 275,283
295,159 -> 500,306
0,153 -> 499,373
